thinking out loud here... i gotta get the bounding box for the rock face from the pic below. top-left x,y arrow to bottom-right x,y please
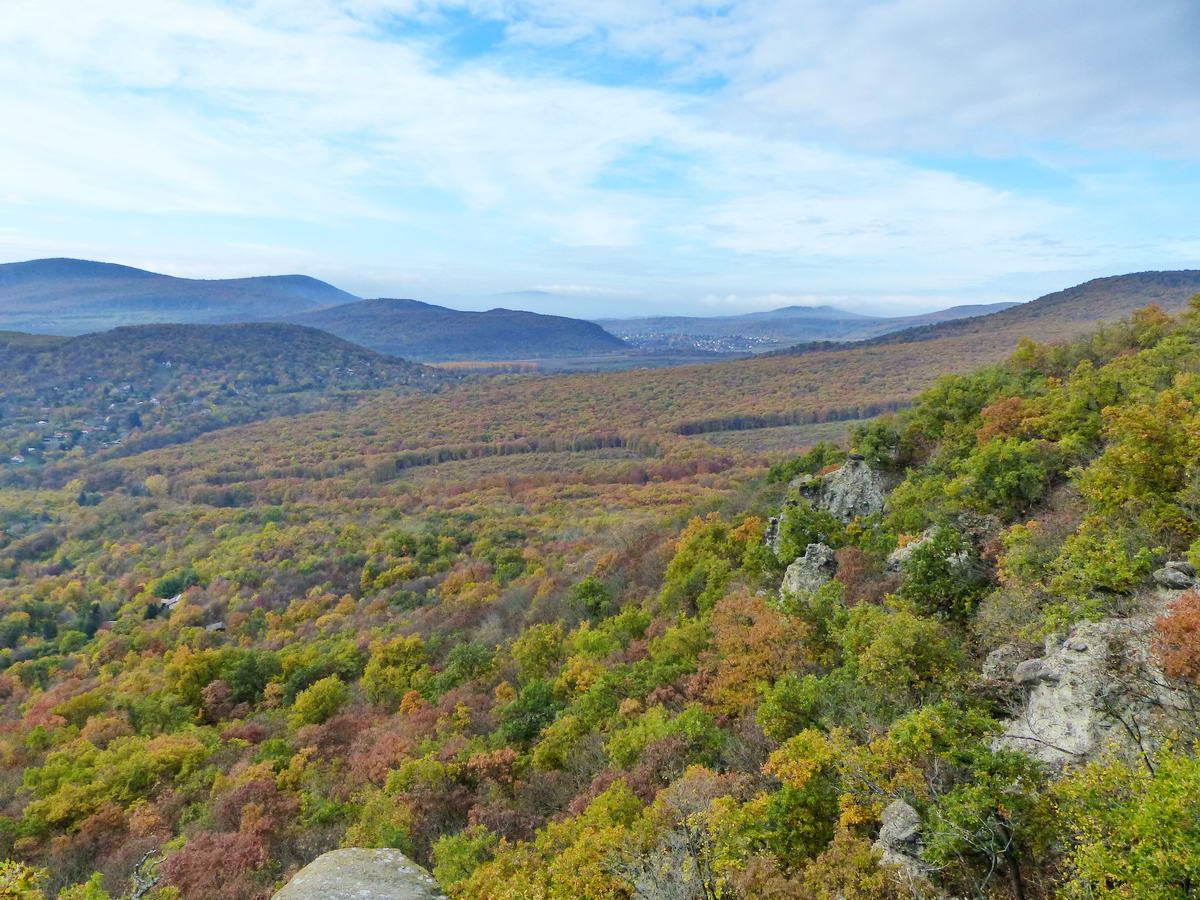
794,455 -> 886,523
765,508 -> 791,556
996,619 -> 1180,767
766,456 -> 888,557
273,849 -> 448,900
1153,560 -> 1197,590
997,567 -> 1199,769
782,543 -> 837,595
873,799 -> 929,883
981,643 -> 1022,682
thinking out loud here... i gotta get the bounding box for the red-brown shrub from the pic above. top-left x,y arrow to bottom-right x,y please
1154,590 -> 1200,682
160,832 -> 270,900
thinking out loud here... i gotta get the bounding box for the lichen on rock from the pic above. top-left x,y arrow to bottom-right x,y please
272,848 -> 448,900
782,542 -> 837,596
793,454 -> 886,523
995,615 -> 1191,768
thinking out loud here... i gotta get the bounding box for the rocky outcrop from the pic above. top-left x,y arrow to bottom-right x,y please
885,532 -> 929,572
1153,560 -> 1197,590
873,799 -> 930,885
995,561 -> 1200,771
765,507 -> 791,556
782,543 -> 837,595
981,643 -> 1022,682
793,454 -> 886,522
273,849 -> 448,900
995,617 -> 1187,767
998,622 -> 1131,766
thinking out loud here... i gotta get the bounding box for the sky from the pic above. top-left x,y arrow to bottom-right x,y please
2,0 -> 1199,318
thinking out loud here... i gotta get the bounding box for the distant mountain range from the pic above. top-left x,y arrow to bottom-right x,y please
282,297 -> 628,361
769,269 -> 1200,356
0,259 -> 631,362
0,258 -> 354,333
595,301 -> 1019,352
4,258 -> 1197,366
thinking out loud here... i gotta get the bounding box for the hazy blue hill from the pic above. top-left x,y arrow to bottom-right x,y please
0,258 -> 358,333
0,258 -> 164,286
596,299 -> 1019,350
285,297 -> 629,361
733,304 -> 876,321
770,270 -> 1200,356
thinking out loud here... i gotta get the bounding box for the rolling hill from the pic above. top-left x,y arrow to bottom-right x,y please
283,297 -> 629,361
0,322 -> 441,465
596,300 -> 1018,351
0,259 -> 633,362
772,269 -> 1200,356
0,258 -> 357,334
0,268 -> 1197,898
71,268 -> 1200,499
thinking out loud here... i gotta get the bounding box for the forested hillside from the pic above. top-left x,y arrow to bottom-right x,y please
284,297 -> 629,361
0,323 -> 440,468
0,299 -> 1198,899
0,260 -> 355,334
775,269 -> 1200,357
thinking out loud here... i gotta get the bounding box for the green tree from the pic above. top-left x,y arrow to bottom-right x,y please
896,526 -> 987,619
1055,750 -> 1200,898
362,635 -> 428,708
776,499 -> 845,562
947,437 -> 1062,519
290,675 -> 349,727
569,576 -> 612,618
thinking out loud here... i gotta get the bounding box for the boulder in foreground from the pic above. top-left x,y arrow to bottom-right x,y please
272,848 -> 447,900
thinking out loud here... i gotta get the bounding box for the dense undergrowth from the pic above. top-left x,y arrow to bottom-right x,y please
1,303 -> 1200,898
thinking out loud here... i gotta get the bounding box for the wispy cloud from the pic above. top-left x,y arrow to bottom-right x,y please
1,0 -> 1197,316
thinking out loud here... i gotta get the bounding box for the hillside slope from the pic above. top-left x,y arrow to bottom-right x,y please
0,258 -> 357,333
0,292 -> 1198,898
0,322 -> 439,465
598,300 -> 1018,351
285,297 -> 629,361
774,270 -> 1200,356
45,269 -> 1199,498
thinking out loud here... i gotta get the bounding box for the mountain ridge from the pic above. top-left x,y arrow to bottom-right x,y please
768,269 -> 1200,356
0,258 -> 357,333
282,296 -> 629,361
596,299 -> 1020,351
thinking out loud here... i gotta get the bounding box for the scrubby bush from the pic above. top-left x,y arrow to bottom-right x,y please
290,675 -> 349,727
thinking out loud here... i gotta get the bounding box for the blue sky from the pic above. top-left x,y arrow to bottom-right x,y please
2,0 -> 1199,317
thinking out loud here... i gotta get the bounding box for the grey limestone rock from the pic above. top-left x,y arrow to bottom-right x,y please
764,506 -> 791,556
877,799 -> 921,852
803,456 -> 886,522
1012,657 -> 1060,687
1153,564 -> 1196,590
272,849 -> 448,900
873,799 -> 930,884
782,543 -> 837,595
995,619 -> 1179,767
981,644 -> 1022,681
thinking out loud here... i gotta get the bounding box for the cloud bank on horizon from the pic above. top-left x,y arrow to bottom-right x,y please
2,0 -> 1198,316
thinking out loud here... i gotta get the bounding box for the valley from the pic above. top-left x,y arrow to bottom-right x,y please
0,269 -> 1197,900
4,4 -> 1194,897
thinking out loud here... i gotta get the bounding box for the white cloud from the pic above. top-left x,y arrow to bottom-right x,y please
0,0 -> 1196,313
